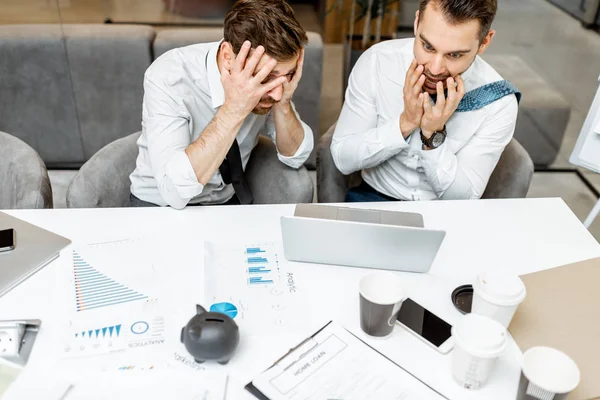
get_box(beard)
[251,97,277,115]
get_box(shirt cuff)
[419,141,453,167]
[379,115,410,151]
[277,120,314,169]
[164,151,205,199]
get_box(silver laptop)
[0,212,71,297]
[280,205,446,273]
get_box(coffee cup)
[472,271,526,328]
[517,346,580,400]
[451,313,507,390]
[359,271,405,338]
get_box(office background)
[0,0,599,240]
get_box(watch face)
[431,132,446,148]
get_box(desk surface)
[1,198,599,399]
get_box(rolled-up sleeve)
[263,101,314,169]
[143,77,204,209]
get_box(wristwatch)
[421,126,447,149]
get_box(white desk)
[1,198,599,399]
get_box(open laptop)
[0,212,71,297]
[280,204,446,273]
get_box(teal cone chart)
[210,302,238,319]
[75,324,122,339]
[72,250,148,312]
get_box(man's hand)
[276,47,304,108]
[421,75,466,140]
[400,59,426,137]
[220,41,288,117]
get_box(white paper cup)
[451,313,507,390]
[517,347,580,400]
[472,271,526,328]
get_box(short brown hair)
[419,0,497,42]
[223,0,308,61]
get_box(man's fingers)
[435,81,445,109]
[423,92,432,113]
[418,92,424,108]
[243,45,265,76]
[253,57,278,83]
[412,74,425,97]
[234,40,251,73]
[291,48,305,84]
[408,64,424,88]
[446,77,456,101]
[406,59,417,80]
[456,75,466,96]
[262,76,287,94]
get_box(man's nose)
[268,84,283,102]
[428,55,446,77]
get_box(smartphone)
[396,297,454,354]
[0,229,16,253]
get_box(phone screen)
[0,229,15,251]
[396,298,452,347]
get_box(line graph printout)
[62,238,166,358]
[204,242,303,335]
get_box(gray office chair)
[0,131,53,209]
[317,123,534,202]
[67,132,314,208]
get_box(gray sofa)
[0,24,323,169]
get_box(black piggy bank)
[180,304,240,364]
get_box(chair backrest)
[66,132,141,208]
[0,131,53,209]
[482,138,534,199]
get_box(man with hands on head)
[129,0,313,209]
[331,0,520,202]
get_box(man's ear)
[414,10,420,37]
[220,41,235,71]
[477,29,495,55]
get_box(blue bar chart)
[248,266,271,274]
[247,256,268,264]
[73,251,148,312]
[246,247,266,254]
[248,276,274,285]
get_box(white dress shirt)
[331,38,518,201]
[130,41,313,209]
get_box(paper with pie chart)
[204,241,302,335]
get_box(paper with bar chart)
[204,241,302,335]
[62,238,166,359]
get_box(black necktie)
[219,139,254,204]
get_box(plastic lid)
[523,347,581,394]
[474,271,526,306]
[452,314,507,358]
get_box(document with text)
[247,321,446,400]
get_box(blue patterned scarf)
[431,80,521,112]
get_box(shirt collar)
[206,40,225,109]
[460,56,477,87]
